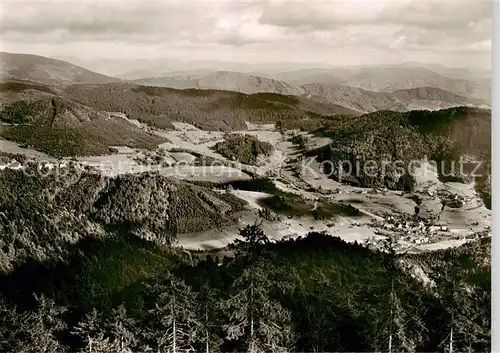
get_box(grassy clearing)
[186,177,278,194]
[258,191,360,220]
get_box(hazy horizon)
[1,0,492,73]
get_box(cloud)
[0,0,491,67]
[258,0,490,49]
[258,0,387,31]
[379,0,491,31]
[1,2,218,43]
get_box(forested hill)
[0,168,247,272]
[308,106,491,207]
[0,227,490,352]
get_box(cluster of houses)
[0,158,71,172]
[370,212,451,246]
[0,159,22,170]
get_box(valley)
[1,117,491,256]
[0,50,492,352]
[0,53,491,257]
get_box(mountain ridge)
[0,52,121,86]
[0,52,489,113]
[133,70,488,113]
[268,66,490,101]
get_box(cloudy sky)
[1,0,492,70]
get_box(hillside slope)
[302,83,486,113]
[391,87,489,110]
[0,80,357,157]
[0,52,121,86]
[309,107,491,204]
[62,83,357,130]
[0,169,246,271]
[0,96,166,157]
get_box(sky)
[0,0,492,70]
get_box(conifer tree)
[224,261,295,352]
[0,294,68,353]
[145,273,202,352]
[73,305,140,353]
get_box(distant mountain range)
[0,54,355,157]
[58,55,489,101]
[132,70,488,113]
[267,66,490,101]
[53,55,341,79]
[302,83,487,113]
[132,71,307,96]
[1,52,490,113]
[55,54,490,80]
